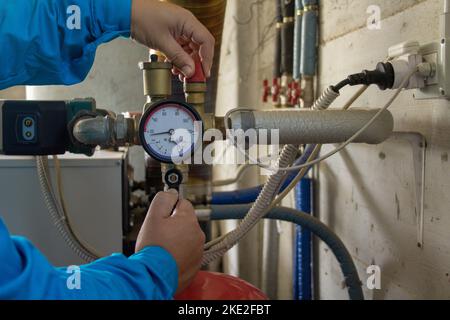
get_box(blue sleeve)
[0,0,132,90]
[0,218,179,300]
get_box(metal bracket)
[390,132,427,248]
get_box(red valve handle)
[272,78,281,103]
[263,79,270,102]
[186,54,206,83]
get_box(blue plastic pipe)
[294,178,312,300]
[300,0,318,77]
[209,205,364,300]
[293,0,303,80]
[210,145,316,205]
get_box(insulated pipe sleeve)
[293,0,304,80]
[300,0,318,76]
[209,205,364,300]
[281,0,296,75]
[228,109,394,145]
[274,0,283,78]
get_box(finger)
[177,36,190,46]
[172,68,180,76]
[159,35,195,78]
[148,190,179,219]
[183,25,215,78]
[172,199,195,218]
[179,13,215,78]
[198,44,214,78]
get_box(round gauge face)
[139,101,203,163]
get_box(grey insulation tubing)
[210,204,364,300]
[228,108,394,145]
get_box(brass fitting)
[302,76,315,109]
[139,54,172,108]
[184,81,214,129]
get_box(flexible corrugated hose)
[36,156,99,262]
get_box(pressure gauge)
[139,100,203,163]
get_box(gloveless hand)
[135,190,205,294]
[131,0,215,78]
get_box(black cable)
[332,79,351,92]
[333,62,396,92]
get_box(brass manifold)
[139,53,222,201]
[139,54,220,130]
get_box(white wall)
[218,0,450,300]
[316,0,450,300]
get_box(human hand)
[135,190,205,293]
[131,0,215,78]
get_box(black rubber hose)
[210,204,364,300]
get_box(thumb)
[148,190,179,220]
[160,36,195,78]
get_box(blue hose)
[210,145,317,205]
[293,0,303,80]
[300,0,318,77]
[294,178,312,300]
[209,204,364,300]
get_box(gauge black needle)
[149,129,174,136]
[149,129,194,136]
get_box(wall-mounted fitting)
[387,41,436,90]
[412,1,450,99]
[263,76,300,108]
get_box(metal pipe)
[72,114,138,147]
[228,108,394,145]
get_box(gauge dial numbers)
[139,101,203,164]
